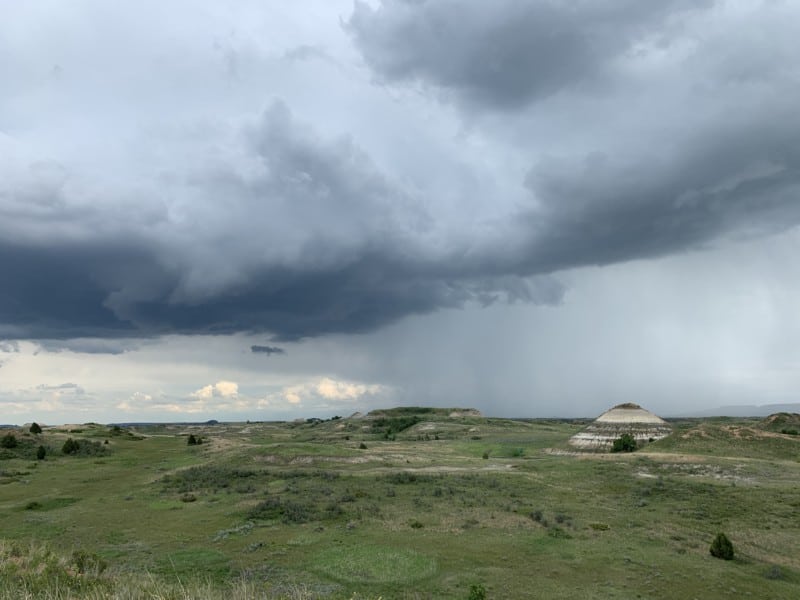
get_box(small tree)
[1,433,17,449]
[36,445,47,460]
[187,434,197,446]
[62,438,79,455]
[611,433,637,453]
[710,532,735,560]
[30,422,43,434]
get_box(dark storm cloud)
[347,0,702,109]
[0,101,561,342]
[251,345,286,355]
[348,0,800,273]
[517,115,800,273]
[4,1,800,346]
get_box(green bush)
[710,532,735,560]
[611,433,637,453]
[468,583,487,600]
[62,438,79,454]
[29,422,43,434]
[1,433,18,449]
[371,415,421,435]
[62,438,105,456]
[36,445,46,460]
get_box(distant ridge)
[366,407,482,418]
[685,403,800,417]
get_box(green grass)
[313,545,436,584]
[1,414,799,598]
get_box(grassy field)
[1,410,799,599]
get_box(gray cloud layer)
[350,0,800,270]
[348,0,705,109]
[2,0,800,344]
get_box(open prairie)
[1,409,799,599]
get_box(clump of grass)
[312,545,436,584]
[161,466,258,494]
[248,496,314,524]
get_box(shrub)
[468,583,487,600]
[611,433,637,453]
[187,434,197,446]
[248,497,312,523]
[1,434,18,449]
[62,438,79,454]
[61,438,105,456]
[482,451,490,460]
[359,442,367,449]
[710,532,735,560]
[36,446,46,460]
[765,565,785,580]
[29,422,42,434]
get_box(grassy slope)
[1,416,799,599]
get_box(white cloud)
[190,380,239,399]
[315,377,383,400]
[271,376,389,408]
[117,391,153,412]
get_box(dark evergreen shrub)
[1,434,17,449]
[710,532,734,560]
[29,422,42,434]
[36,445,46,460]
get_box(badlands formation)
[569,403,672,451]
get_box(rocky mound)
[569,404,672,451]
[759,412,800,434]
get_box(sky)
[2,0,800,424]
